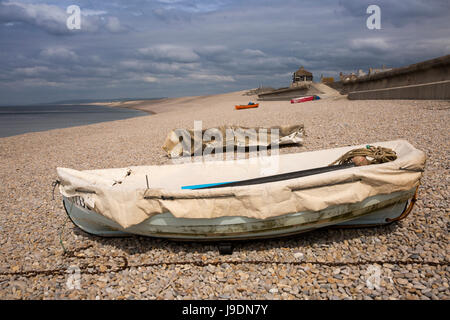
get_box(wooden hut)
[293,66,313,82]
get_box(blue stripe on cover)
[181,181,237,190]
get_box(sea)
[0,104,148,138]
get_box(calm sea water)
[0,104,148,138]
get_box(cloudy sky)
[0,0,449,105]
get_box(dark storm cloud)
[0,0,449,104]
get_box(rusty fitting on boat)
[352,156,370,166]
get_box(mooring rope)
[329,145,397,166]
[51,180,60,200]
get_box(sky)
[0,0,449,105]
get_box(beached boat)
[291,95,320,104]
[57,140,425,251]
[235,103,259,110]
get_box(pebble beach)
[0,89,448,300]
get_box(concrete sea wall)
[342,54,450,100]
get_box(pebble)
[105,287,115,294]
[269,288,279,294]
[293,252,304,260]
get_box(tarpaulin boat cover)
[57,140,425,229]
[162,124,305,158]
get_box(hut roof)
[294,66,312,76]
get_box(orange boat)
[235,103,259,110]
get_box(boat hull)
[63,187,416,241]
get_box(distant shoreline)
[82,99,168,115]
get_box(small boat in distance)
[235,102,259,110]
[291,95,320,103]
[57,140,425,251]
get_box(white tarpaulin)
[57,140,425,229]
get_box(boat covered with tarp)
[57,140,425,241]
[162,124,305,158]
